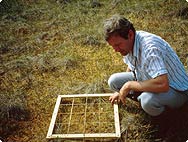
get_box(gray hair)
[103,14,135,41]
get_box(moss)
[0,0,188,141]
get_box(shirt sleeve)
[143,46,168,78]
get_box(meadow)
[0,0,188,141]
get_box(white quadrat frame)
[46,93,121,140]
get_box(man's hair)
[103,14,135,41]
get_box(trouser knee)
[138,92,165,116]
[108,74,120,91]
[108,72,134,92]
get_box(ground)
[0,0,188,142]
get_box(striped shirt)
[123,31,188,91]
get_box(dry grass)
[0,0,188,142]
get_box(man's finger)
[109,96,114,105]
[109,96,112,101]
[117,97,121,104]
[120,96,126,105]
[109,93,119,104]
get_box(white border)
[46,94,120,140]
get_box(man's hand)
[109,92,119,105]
[109,74,169,105]
[109,82,131,105]
[119,82,130,105]
[109,91,127,105]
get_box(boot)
[151,107,178,139]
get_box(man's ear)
[128,30,134,40]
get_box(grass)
[0,0,188,141]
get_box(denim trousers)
[108,72,188,116]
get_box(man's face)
[107,31,134,56]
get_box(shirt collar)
[132,31,140,58]
[123,31,141,65]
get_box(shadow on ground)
[119,100,188,142]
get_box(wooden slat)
[67,97,74,133]
[46,95,62,138]
[83,96,88,133]
[114,103,121,138]
[48,133,117,139]
[59,93,113,98]
[47,93,121,140]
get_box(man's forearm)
[121,74,169,95]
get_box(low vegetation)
[0,0,188,141]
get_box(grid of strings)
[53,96,115,134]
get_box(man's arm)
[122,74,169,93]
[110,74,169,105]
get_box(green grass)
[0,0,188,141]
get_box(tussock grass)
[0,0,188,141]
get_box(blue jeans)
[108,72,188,116]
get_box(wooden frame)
[46,94,120,141]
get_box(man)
[104,14,188,117]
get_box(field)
[0,0,188,142]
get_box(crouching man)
[104,15,188,118]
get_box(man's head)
[104,14,135,56]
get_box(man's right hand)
[109,92,120,105]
